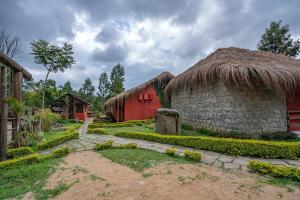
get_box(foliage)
[259,132,298,140]
[98,148,192,172]
[34,108,61,132]
[87,127,107,135]
[31,39,75,107]
[109,63,125,97]
[183,150,202,162]
[78,78,95,103]
[115,132,300,159]
[98,72,111,99]
[94,141,114,150]
[117,143,138,149]
[257,20,300,57]
[61,80,73,94]
[8,97,24,113]
[153,81,171,108]
[88,122,135,129]
[51,147,71,158]
[24,131,43,146]
[0,154,39,169]
[7,147,34,159]
[248,160,300,182]
[165,148,176,156]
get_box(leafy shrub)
[184,150,202,162]
[37,131,79,150]
[58,119,84,124]
[87,128,107,135]
[182,124,193,130]
[94,141,114,150]
[24,131,43,146]
[115,132,300,159]
[118,143,138,149]
[196,128,252,139]
[0,154,39,169]
[88,122,134,129]
[7,147,34,159]
[259,131,298,140]
[34,109,61,132]
[248,160,300,181]
[165,148,176,156]
[51,147,71,158]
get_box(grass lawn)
[0,158,68,200]
[98,148,193,172]
[42,123,81,141]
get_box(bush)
[165,148,176,156]
[196,128,253,139]
[24,131,43,146]
[184,150,202,162]
[51,147,71,158]
[259,131,298,140]
[34,109,61,132]
[248,160,300,181]
[88,122,134,129]
[115,132,300,159]
[7,147,35,159]
[37,131,79,150]
[0,154,39,169]
[94,141,114,150]
[87,128,107,135]
[118,143,138,149]
[182,124,193,130]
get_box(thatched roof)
[0,52,32,80]
[104,71,174,111]
[165,47,300,97]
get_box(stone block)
[155,108,181,135]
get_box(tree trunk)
[0,66,8,161]
[42,70,50,108]
[12,71,22,145]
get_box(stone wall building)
[165,47,300,134]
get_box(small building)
[104,72,174,122]
[165,47,300,135]
[0,52,32,160]
[52,93,89,121]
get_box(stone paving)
[40,118,300,171]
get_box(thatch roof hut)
[165,47,300,135]
[104,72,174,122]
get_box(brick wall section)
[171,81,287,134]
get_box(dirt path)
[44,151,300,200]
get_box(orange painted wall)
[74,112,88,121]
[124,85,161,121]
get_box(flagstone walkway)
[40,118,300,171]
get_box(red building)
[104,72,174,122]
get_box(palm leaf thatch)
[165,47,300,97]
[104,71,174,111]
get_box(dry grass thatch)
[0,52,32,80]
[103,71,174,111]
[165,47,300,97]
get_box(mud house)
[165,47,300,134]
[104,72,174,122]
[52,93,89,121]
[0,52,32,160]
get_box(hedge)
[184,150,202,162]
[37,131,79,150]
[248,160,300,182]
[87,128,107,135]
[115,132,300,159]
[88,119,154,129]
[7,147,35,159]
[0,154,40,169]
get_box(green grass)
[0,157,64,200]
[105,126,154,135]
[98,148,193,172]
[257,177,300,189]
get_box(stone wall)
[171,81,287,134]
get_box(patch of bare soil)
[45,151,300,200]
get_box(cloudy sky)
[1,0,299,90]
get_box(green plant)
[24,131,43,146]
[7,147,34,159]
[118,143,138,149]
[34,108,61,132]
[94,141,114,150]
[182,124,193,130]
[0,154,39,169]
[259,132,298,140]
[51,147,71,158]
[183,150,202,162]
[248,160,300,182]
[165,148,176,156]
[37,131,79,150]
[115,132,300,159]
[87,128,107,135]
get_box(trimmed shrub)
[88,122,134,129]
[184,150,202,162]
[115,132,300,159]
[182,124,193,130]
[118,143,138,149]
[94,141,114,150]
[0,154,39,169]
[87,128,107,135]
[248,160,300,181]
[165,148,176,156]
[7,147,35,159]
[51,147,71,158]
[259,132,298,140]
[37,131,79,150]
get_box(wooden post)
[12,71,22,141]
[0,66,8,161]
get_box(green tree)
[31,39,75,108]
[79,78,95,103]
[110,63,125,96]
[61,81,73,94]
[98,72,111,99]
[257,20,300,57]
